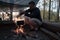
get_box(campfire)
[13,25,25,34]
[13,17,26,34]
[12,17,39,39]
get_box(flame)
[13,25,24,34]
[18,25,24,33]
[13,27,19,34]
[15,28,19,34]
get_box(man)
[19,1,42,30]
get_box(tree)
[43,0,48,20]
[48,0,51,21]
[9,0,14,21]
[57,0,60,21]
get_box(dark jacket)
[25,7,42,21]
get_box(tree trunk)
[43,0,45,20]
[57,0,59,21]
[49,0,51,21]
[9,0,14,21]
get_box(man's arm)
[17,9,30,17]
[20,9,30,16]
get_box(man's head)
[28,1,36,9]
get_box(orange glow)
[19,26,24,33]
[12,17,24,34]
[13,25,24,34]
[13,27,19,34]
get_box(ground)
[0,21,60,40]
[0,30,50,40]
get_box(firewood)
[40,28,59,40]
